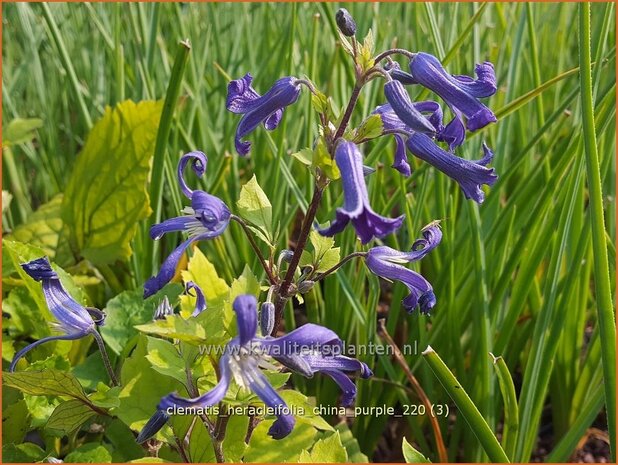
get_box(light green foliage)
[180,247,230,312]
[353,114,384,143]
[402,437,431,463]
[64,443,112,463]
[3,118,43,146]
[46,399,96,434]
[61,100,163,265]
[298,431,348,462]
[237,175,274,244]
[300,230,341,273]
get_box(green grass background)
[2,2,616,462]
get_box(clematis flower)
[136,410,170,444]
[152,295,371,441]
[396,52,497,133]
[10,257,105,371]
[318,141,404,243]
[406,133,497,203]
[383,80,437,136]
[365,223,442,314]
[227,74,302,156]
[145,152,230,298]
[185,281,207,317]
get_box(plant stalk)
[92,330,119,386]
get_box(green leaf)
[2,443,46,463]
[180,247,230,313]
[3,369,88,402]
[299,431,348,463]
[7,194,64,258]
[100,284,182,355]
[335,423,368,463]
[358,29,375,71]
[300,231,341,273]
[353,114,383,142]
[64,443,112,463]
[136,314,207,344]
[244,420,317,463]
[89,382,121,409]
[223,414,250,462]
[61,100,163,265]
[118,336,183,433]
[280,390,334,432]
[237,174,273,241]
[2,399,30,444]
[313,139,340,180]
[3,118,43,145]
[189,419,216,463]
[292,148,314,167]
[145,336,186,383]
[402,437,431,463]
[46,399,96,434]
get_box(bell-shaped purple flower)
[406,134,497,203]
[10,257,105,371]
[318,141,404,244]
[145,152,230,298]
[227,74,302,156]
[156,295,371,440]
[383,80,437,136]
[365,223,442,314]
[406,52,497,132]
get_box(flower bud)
[260,302,275,336]
[298,280,316,294]
[336,8,356,37]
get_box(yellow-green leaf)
[3,118,43,145]
[46,399,96,434]
[237,175,273,242]
[61,100,163,265]
[3,369,88,401]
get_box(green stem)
[423,346,509,463]
[147,39,191,277]
[490,354,519,460]
[578,4,616,459]
[41,3,92,130]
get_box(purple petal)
[136,410,170,443]
[384,80,436,135]
[232,295,258,346]
[150,216,195,241]
[453,62,497,98]
[408,53,497,132]
[318,141,403,243]
[144,237,196,298]
[261,323,342,356]
[437,108,466,150]
[406,133,498,203]
[177,151,207,199]
[233,77,301,156]
[392,134,411,177]
[226,73,260,114]
[260,302,275,336]
[384,61,417,85]
[159,353,232,411]
[320,369,358,407]
[185,282,207,317]
[191,191,231,230]
[21,257,94,333]
[10,331,90,372]
[264,109,283,130]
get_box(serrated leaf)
[3,369,88,401]
[3,118,43,145]
[7,194,64,258]
[354,114,384,142]
[46,399,96,434]
[402,437,431,463]
[145,336,186,383]
[64,443,112,463]
[61,100,163,265]
[244,420,317,463]
[100,284,182,355]
[298,431,348,462]
[237,175,273,242]
[135,314,207,344]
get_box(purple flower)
[384,80,437,136]
[365,223,442,314]
[136,410,170,444]
[10,257,105,372]
[185,281,207,317]
[145,152,230,298]
[227,74,302,156]
[400,53,497,132]
[406,134,497,203]
[157,295,371,440]
[318,141,404,244]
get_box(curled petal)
[261,323,343,357]
[185,282,207,317]
[136,410,170,443]
[232,295,258,346]
[232,77,301,156]
[320,369,358,407]
[406,133,497,203]
[408,53,497,131]
[150,216,195,241]
[191,191,231,230]
[303,354,373,378]
[392,134,411,177]
[10,332,91,372]
[177,151,208,199]
[226,73,260,113]
[384,81,436,135]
